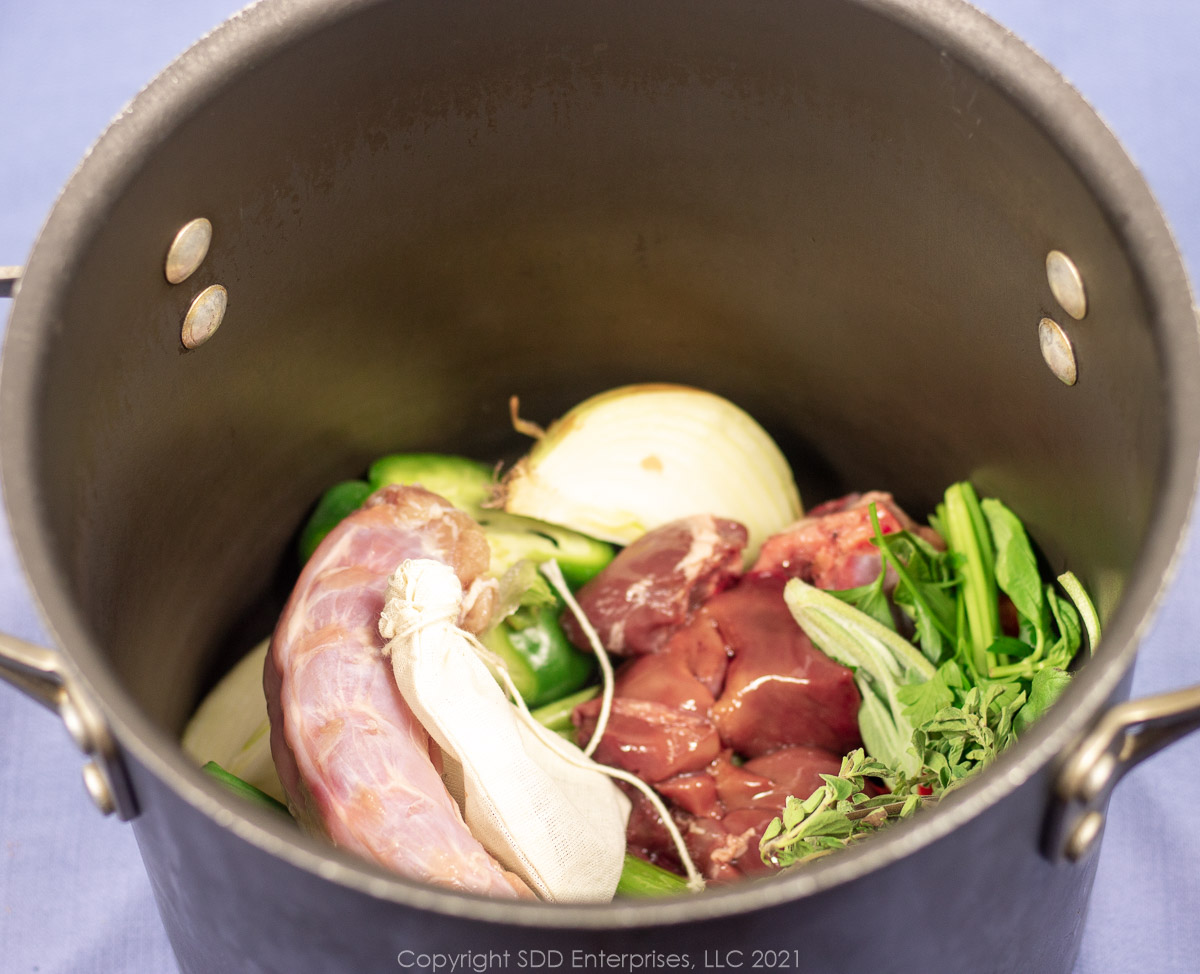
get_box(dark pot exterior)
[126,705,1115,974]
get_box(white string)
[537,560,704,893]
[380,558,706,894]
[538,560,615,759]
[482,638,705,893]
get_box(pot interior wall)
[26,0,1163,730]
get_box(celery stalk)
[940,482,998,677]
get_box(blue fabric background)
[1,1,1198,971]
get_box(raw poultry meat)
[264,484,531,898]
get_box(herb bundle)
[761,482,1099,868]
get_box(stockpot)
[2,0,1200,972]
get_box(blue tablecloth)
[2,1,1198,971]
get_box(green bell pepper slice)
[298,479,374,562]
[482,600,596,709]
[368,452,615,585]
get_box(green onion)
[182,639,288,805]
[615,854,691,897]
[202,761,290,816]
[529,685,600,733]
[1057,571,1101,653]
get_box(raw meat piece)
[573,630,729,782]
[606,641,723,714]
[708,574,863,757]
[265,484,530,899]
[741,745,846,801]
[562,515,746,655]
[573,495,935,883]
[752,491,941,590]
[623,745,843,881]
[654,771,719,817]
[574,697,722,783]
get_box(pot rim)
[3,0,1198,929]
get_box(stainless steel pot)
[2,1,1200,972]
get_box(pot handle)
[1047,683,1200,861]
[0,265,21,298]
[0,631,139,820]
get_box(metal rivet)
[182,284,227,349]
[1046,250,1087,320]
[165,218,213,285]
[1039,316,1077,386]
[58,695,95,754]
[1080,751,1117,803]
[1064,809,1104,862]
[81,760,116,816]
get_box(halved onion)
[499,384,802,559]
[182,639,285,803]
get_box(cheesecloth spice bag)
[379,559,631,902]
